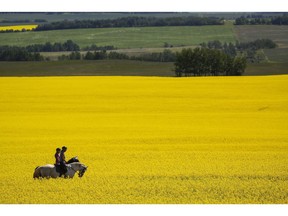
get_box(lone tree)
[174,48,246,77]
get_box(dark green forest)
[174,48,247,77]
[235,14,288,25]
[34,16,224,31]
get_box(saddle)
[55,164,69,176]
[55,164,62,173]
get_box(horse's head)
[78,165,88,178]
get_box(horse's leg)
[64,169,69,178]
[50,168,59,178]
[66,168,75,178]
[39,168,45,178]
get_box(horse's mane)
[67,156,80,164]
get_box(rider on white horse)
[59,146,68,176]
[54,148,61,165]
[33,161,88,179]
[33,146,88,179]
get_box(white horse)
[33,162,88,179]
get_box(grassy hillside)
[0,25,236,49]
[0,75,287,203]
[234,25,288,64]
[234,25,288,48]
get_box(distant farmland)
[0,60,175,77]
[234,25,288,48]
[0,25,236,49]
[234,25,288,66]
[1,60,287,77]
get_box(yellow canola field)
[0,75,287,204]
[0,25,37,31]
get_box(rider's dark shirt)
[55,153,60,165]
[60,151,66,164]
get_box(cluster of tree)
[235,39,277,50]
[57,49,176,62]
[200,40,237,57]
[130,50,176,62]
[34,19,47,23]
[34,16,223,31]
[24,40,115,52]
[58,51,130,61]
[0,19,30,23]
[82,44,115,51]
[201,39,276,52]
[200,39,276,63]
[58,51,82,60]
[0,46,43,61]
[26,40,80,52]
[164,42,174,48]
[83,50,108,60]
[174,48,246,77]
[235,14,288,25]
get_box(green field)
[245,62,288,76]
[234,25,288,48]
[264,48,288,63]
[0,60,287,77]
[0,19,288,76]
[0,25,236,49]
[0,60,175,77]
[233,25,288,68]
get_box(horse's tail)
[33,166,41,179]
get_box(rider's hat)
[56,148,61,151]
[62,146,67,150]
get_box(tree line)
[58,49,176,62]
[0,38,275,71]
[26,40,80,52]
[174,48,247,77]
[0,19,47,23]
[235,14,288,25]
[58,51,128,60]
[0,46,43,61]
[82,44,115,51]
[0,41,176,62]
[200,39,276,52]
[200,39,276,63]
[2,40,115,52]
[34,16,224,31]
